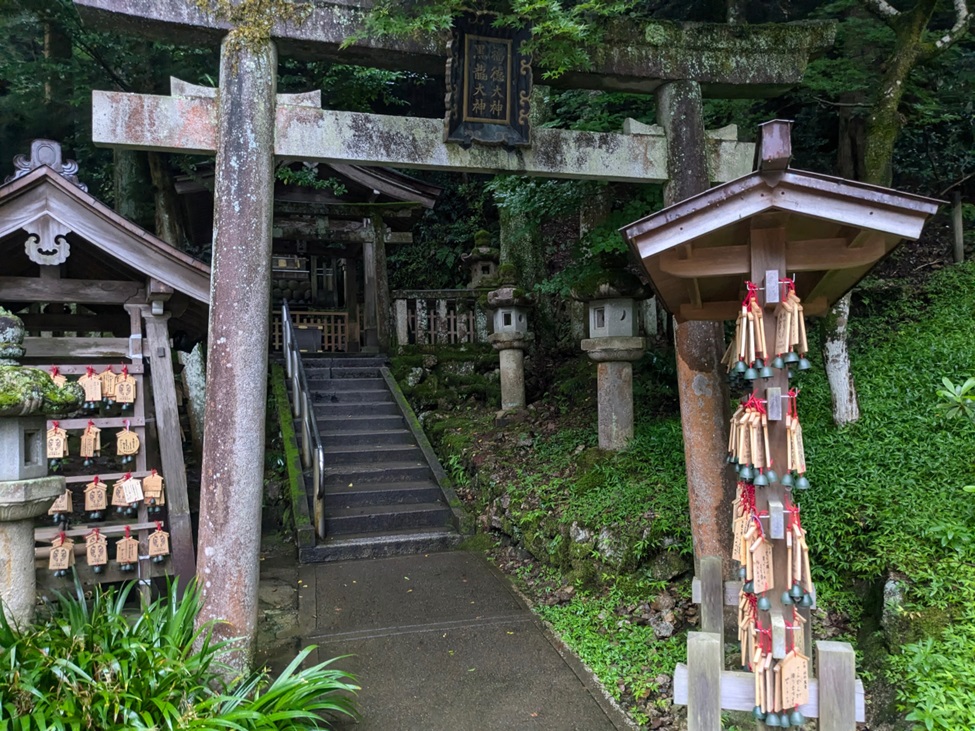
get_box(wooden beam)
[0,277,145,304]
[142,311,196,586]
[19,313,130,333]
[657,238,886,279]
[22,336,131,359]
[678,296,828,322]
[674,664,866,721]
[687,633,721,731]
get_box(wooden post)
[141,310,196,586]
[687,631,722,731]
[699,555,724,642]
[817,641,857,731]
[952,190,965,264]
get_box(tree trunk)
[147,152,188,250]
[822,0,937,426]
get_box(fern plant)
[0,579,358,730]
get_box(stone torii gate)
[75,0,832,664]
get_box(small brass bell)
[781,591,794,605]
[93,565,104,574]
[739,567,747,579]
[790,709,806,726]
[743,581,754,594]
[735,359,747,373]
[781,714,794,728]
[754,469,769,487]
[766,467,779,484]
[790,583,803,599]
[795,474,811,490]
[784,350,800,365]
[744,366,759,380]
[798,356,811,370]
[781,472,795,488]
[800,593,814,608]
[772,354,785,369]
[752,706,766,721]
[757,595,771,611]
[765,711,782,727]
[761,364,775,378]
[739,464,755,481]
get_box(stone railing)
[392,290,489,346]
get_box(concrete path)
[298,551,633,731]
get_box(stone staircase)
[296,355,464,562]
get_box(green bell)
[765,711,782,727]
[790,583,804,599]
[739,566,747,579]
[800,593,814,608]
[781,713,794,728]
[789,709,806,726]
[752,706,766,721]
[780,472,795,488]
[766,467,779,484]
[757,595,771,611]
[735,359,747,373]
[743,581,754,594]
[739,464,755,481]
[781,591,794,605]
[744,366,759,380]
[772,354,785,369]
[784,350,800,364]
[754,469,769,487]
[795,474,811,490]
[798,356,811,371]
[761,364,774,378]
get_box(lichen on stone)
[0,366,83,418]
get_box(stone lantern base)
[581,336,646,451]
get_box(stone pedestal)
[0,475,63,626]
[489,331,532,415]
[581,336,646,451]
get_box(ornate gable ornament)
[4,140,87,266]
[5,139,87,192]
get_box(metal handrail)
[281,300,326,539]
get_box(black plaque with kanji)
[445,15,532,148]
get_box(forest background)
[2,1,975,729]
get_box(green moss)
[0,366,82,417]
[473,229,492,248]
[497,263,519,284]
[270,365,304,511]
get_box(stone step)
[324,502,452,535]
[314,401,401,417]
[299,528,463,563]
[303,366,382,379]
[320,429,413,448]
[313,389,392,404]
[323,444,424,465]
[317,414,406,433]
[322,481,444,508]
[323,462,432,486]
[307,377,386,392]
[301,356,387,368]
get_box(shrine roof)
[0,164,211,306]
[620,125,942,322]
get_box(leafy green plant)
[936,376,975,424]
[0,579,358,730]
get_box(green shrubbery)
[0,580,357,730]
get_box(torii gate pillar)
[196,35,277,666]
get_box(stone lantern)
[486,283,532,419]
[0,308,81,626]
[462,230,500,290]
[578,272,647,451]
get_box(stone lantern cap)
[486,286,532,309]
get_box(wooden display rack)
[621,121,941,730]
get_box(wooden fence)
[271,309,349,352]
[392,290,488,346]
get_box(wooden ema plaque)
[86,531,108,568]
[116,534,139,566]
[114,371,136,404]
[46,425,68,459]
[98,367,117,401]
[78,370,102,402]
[85,479,107,511]
[116,428,140,456]
[143,470,165,510]
[49,535,75,574]
[48,489,72,516]
[148,526,170,559]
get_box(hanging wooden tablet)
[85,477,107,520]
[80,421,101,467]
[49,533,75,577]
[116,423,140,465]
[99,366,117,405]
[47,489,72,524]
[116,526,139,572]
[78,366,102,411]
[781,649,809,708]
[115,366,136,411]
[143,469,165,514]
[122,475,144,505]
[46,423,67,460]
[85,529,108,573]
[111,476,131,515]
[751,537,774,594]
[148,523,170,563]
[49,366,67,388]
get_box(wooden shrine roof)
[0,160,211,339]
[620,123,942,322]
